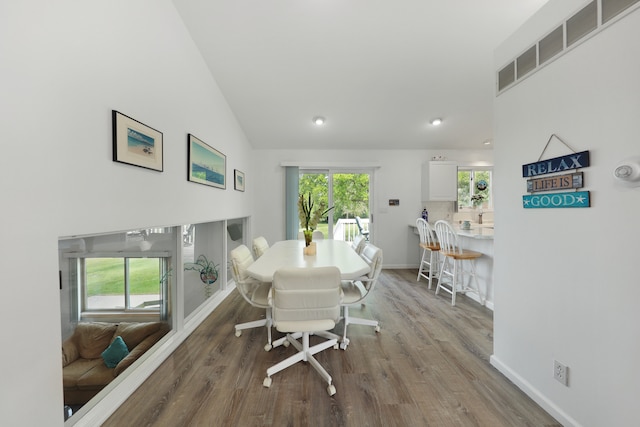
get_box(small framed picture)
[234,169,245,192]
[187,134,226,189]
[112,111,163,171]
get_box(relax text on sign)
[522,151,590,178]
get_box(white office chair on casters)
[351,234,367,255]
[252,236,269,258]
[416,218,440,289]
[434,220,484,306]
[340,243,383,350]
[229,245,273,351]
[263,266,343,396]
[355,216,370,241]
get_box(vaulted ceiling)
[173,0,548,150]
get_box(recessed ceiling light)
[430,118,442,126]
[312,116,325,125]
[483,140,492,145]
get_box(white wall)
[0,1,252,425]
[251,149,492,268]
[492,2,640,426]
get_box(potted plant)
[298,193,334,246]
[184,255,219,297]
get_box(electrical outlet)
[554,360,569,386]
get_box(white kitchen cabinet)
[422,161,458,201]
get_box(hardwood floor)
[104,269,560,427]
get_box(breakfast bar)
[411,222,494,310]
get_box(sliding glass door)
[299,170,371,242]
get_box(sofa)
[62,321,169,405]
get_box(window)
[80,255,169,313]
[457,168,492,211]
[298,170,371,241]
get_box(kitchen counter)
[454,223,494,240]
[409,222,494,239]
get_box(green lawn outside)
[86,258,160,296]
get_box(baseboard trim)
[489,355,581,427]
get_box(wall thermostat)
[613,156,640,187]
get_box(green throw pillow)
[101,336,129,368]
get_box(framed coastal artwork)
[187,134,226,189]
[234,169,245,192]
[112,110,163,171]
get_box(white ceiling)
[173,0,548,150]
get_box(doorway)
[299,170,372,242]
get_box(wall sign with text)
[522,149,590,209]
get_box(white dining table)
[246,239,370,282]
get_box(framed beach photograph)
[112,110,163,171]
[234,169,245,192]
[188,134,226,189]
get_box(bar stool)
[434,220,483,306]
[415,218,440,289]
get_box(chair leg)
[462,259,484,305]
[451,260,458,306]
[340,305,380,350]
[417,248,426,281]
[418,248,437,289]
[427,251,438,289]
[234,307,273,351]
[341,306,351,349]
[264,331,338,396]
[435,257,447,296]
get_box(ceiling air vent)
[539,25,564,65]
[496,0,640,95]
[603,0,640,23]
[498,62,515,91]
[567,1,598,46]
[517,46,537,79]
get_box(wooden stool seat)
[419,242,440,251]
[439,249,481,260]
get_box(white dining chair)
[230,245,273,351]
[252,236,269,258]
[339,243,383,349]
[351,234,366,255]
[263,266,343,396]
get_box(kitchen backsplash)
[422,201,494,224]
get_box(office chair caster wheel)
[235,330,242,337]
[263,377,272,388]
[264,343,272,351]
[327,384,336,396]
[333,343,339,350]
[283,340,290,347]
[339,338,350,350]
[374,325,381,333]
